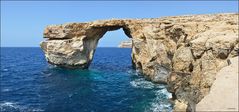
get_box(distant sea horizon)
[0,46,129,48]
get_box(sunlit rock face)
[40,13,238,111]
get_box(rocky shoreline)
[40,13,238,111]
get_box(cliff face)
[40,13,238,111]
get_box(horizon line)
[0,46,131,48]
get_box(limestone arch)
[41,22,134,69]
[82,25,133,68]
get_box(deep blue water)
[0,47,172,112]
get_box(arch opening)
[90,28,133,69]
[97,28,131,48]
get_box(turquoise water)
[0,47,172,112]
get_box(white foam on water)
[130,77,173,111]
[130,78,155,89]
[0,102,16,108]
[0,102,20,112]
[155,88,172,99]
[0,101,44,112]
[147,89,173,112]
[150,102,172,112]
[127,70,140,76]
[130,76,166,89]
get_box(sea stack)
[118,39,132,48]
[40,13,239,111]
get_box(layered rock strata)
[40,13,238,111]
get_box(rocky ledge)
[40,13,238,111]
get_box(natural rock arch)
[41,20,133,69]
[40,13,238,111]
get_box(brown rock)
[40,13,239,111]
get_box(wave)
[130,78,155,89]
[148,89,173,112]
[130,77,166,90]
[0,102,44,112]
[130,76,173,112]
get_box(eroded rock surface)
[196,57,238,111]
[40,13,238,111]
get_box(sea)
[0,47,172,112]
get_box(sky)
[1,1,238,47]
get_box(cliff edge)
[196,57,238,111]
